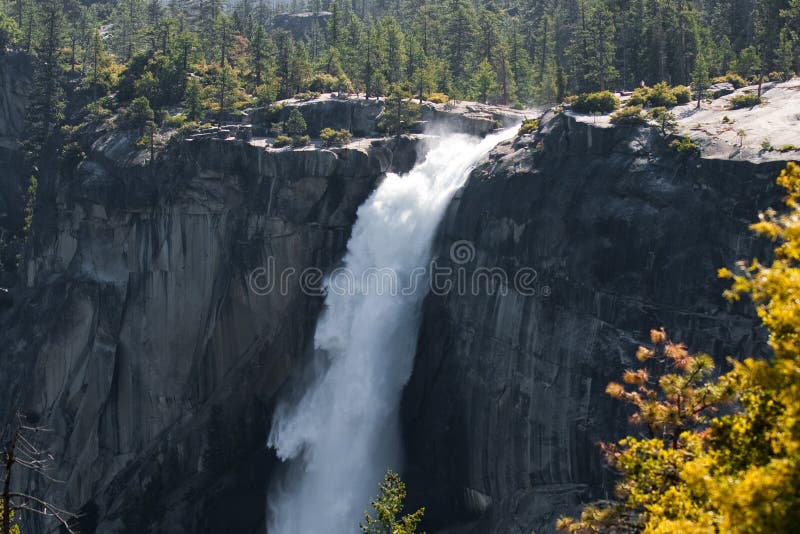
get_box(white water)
[267,127,516,533]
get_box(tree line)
[0,0,797,129]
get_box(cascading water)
[267,127,517,533]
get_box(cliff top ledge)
[566,78,800,162]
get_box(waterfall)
[267,127,517,533]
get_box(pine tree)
[585,2,618,90]
[183,76,203,120]
[380,84,419,135]
[285,107,307,138]
[691,51,710,108]
[469,58,497,103]
[274,29,294,98]
[445,0,477,92]
[360,470,424,534]
[249,25,275,88]
[26,0,65,156]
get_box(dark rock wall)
[401,112,788,533]
[0,134,419,533]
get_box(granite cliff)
[402,106,793,533]
[0,62,798,534]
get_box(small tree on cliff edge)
[285,107,307,140]
[361,470,424,534]
[691,52,709,109]
[379,85,419,136]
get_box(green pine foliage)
[570,91,619,114]
[670,135,699,155]
[729,92,763,109]
[285,107,307,137]
[320,127,352,145]
[559,163,800,534]
[361,470,425,534]
[610,105,646,125]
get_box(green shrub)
[648,107,677,134]
[761,139,773,151]
[83,100,113,122]
[626,87,650,107]
[610,105,646,125]
[672,85,691,104]
[254,82,279,106]
[767,71,792,82]
[320,127,352,145]
[517,118,539,135]
[292,134,310,147]
[164,113,187,128]
[59,141,85,170]
[177,121,201,135]
[309,73,338,92]
[724,72,747,88]
[427,92,450,104]
[722,115,732,123]
[778,145,799,152]
[120,96,154,130]
[571,91,619,113]
[647,82,677,107]
[729,93,762,109]
[293,91,321,101]
[511,101,525,110]
[670,136,699,155]
[273,135,292,147]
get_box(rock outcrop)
[401,111,792,533]
[262,94,532,138]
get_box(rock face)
[0,130,421,533]
[263,94,532,138]
[401,111,789,533]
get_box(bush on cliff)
[427,92,450,104]
[517,118,539,135]
[320,128,352,146]
[672,85,691,104]
[670,135,699,155]
[292,134,310,147]
[729,93,762,109]
[610,105,646,125]
[646,81,677,107]
[558,163,800,534]
[273,135,292,148]
[570,91,619,114]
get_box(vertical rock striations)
[0,132,418,533]
[402,111,789,533]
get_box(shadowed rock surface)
[401,111,789,533]
[0,126,422,533]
